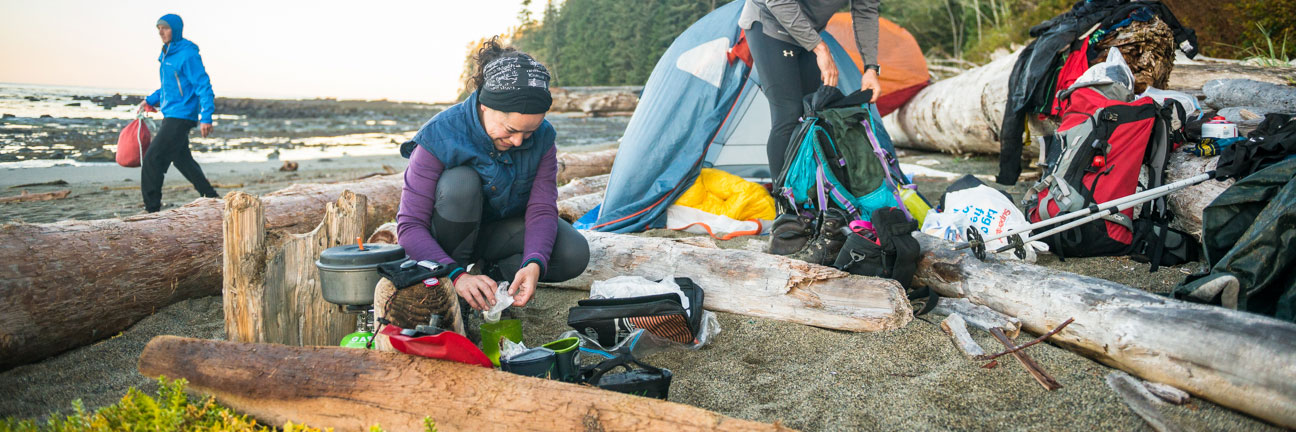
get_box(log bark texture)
[556,149,617,185]
[223,191,366,346]
[913,234,1296,428]
[137,336,789,432]
[549,86,642,115]
[0,174,403,370]
[545,231,912,332]
[0,189,71,203]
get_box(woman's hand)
[453,274,498,311]
[509,262,541,307]
[200,123,214,137]
[139,101,156,113]
[861,69,881,103]
[813,42,838,88]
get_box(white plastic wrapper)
[923,186,1048,262]
[1071,47,1135,94]
[499,338,528,361]
[587,275,721,349]
[483,281,514,323]
[1140,87,1202,118]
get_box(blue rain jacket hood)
[145,14,216,123]
[400,91,556,221]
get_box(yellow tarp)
[674,168,775,221]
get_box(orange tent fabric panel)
[826,14,929,115]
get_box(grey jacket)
[739,0,880,66]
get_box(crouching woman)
[396,39,589,312]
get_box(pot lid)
[318,243,406,266]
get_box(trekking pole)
[989,179,1190,255]
[952,172,1213,252]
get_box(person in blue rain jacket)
[138,13,219,212]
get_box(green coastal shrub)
[0,378,436,432]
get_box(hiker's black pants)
[747,21,824,178]
[429,166,589,282]
[141,118,217,212]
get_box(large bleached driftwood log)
[223,191,366,346]
[545,231,912,332]
[912,234,1296,428]
[556,149,617,184]
[556,173,609,201]
[1163,152,1232,238]
[137,336,788,432]
[885,50,1018,155]
[0,174,403,370]
[549,86,642,115]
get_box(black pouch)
[833,207,920,289]
[580,353,673,400]
[566,277,704,347]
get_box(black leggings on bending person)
[746,21,824,178]
[428,166,589,282]
[141,118,218,212]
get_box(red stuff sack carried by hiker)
[116,106,156,167]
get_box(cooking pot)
[316,242,406,306]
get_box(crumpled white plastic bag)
[483,281,514,323]
[923,185,1048,262]
[1072,47,1135,94]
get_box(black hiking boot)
[769,212,815,255]
[790,209,851,265]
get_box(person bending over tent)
[138,14,219,213]
[396,38,590,312]
[738,0,883,246]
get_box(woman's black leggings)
[141,118,218,212]
[746,22,824,177]
[427,166,589,282]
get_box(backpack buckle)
[1102,111,1119,122]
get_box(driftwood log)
[556,149,617,185]
[1106,371,1183,432]
[932,297,1021,338]
[549,86,642,115]
[885,50,1018,155]
[544,231,912,332]
[0,174,403,370]
[913,234,1296,428]
[556,174,609,201]
[940,314,987,359]
[137,336,789,432]
[0,189,71,204]
[1163,152,1232,238]
[222,191,366,346]
[557,192,604,222]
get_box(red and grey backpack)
[1023,80,1198,270]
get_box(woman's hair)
[466,36,518,93]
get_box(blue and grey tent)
[586,1,914,233]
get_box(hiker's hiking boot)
[790,209,851,265]
[769,213,815,255]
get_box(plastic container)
[1201,116,1238,139]
[542,337,581,382]
[500,347,557,379]
[900,185,932,227]
[479,319,523,367]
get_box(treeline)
[456,0,1290,95]
[514,0,723,86]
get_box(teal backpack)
[773,87,911,222]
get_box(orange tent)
[825,14,930,115]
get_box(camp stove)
[316,240,407,348]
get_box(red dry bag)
[116,107,155,167]
[379,325,494,368]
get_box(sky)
[0,0,545,103]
